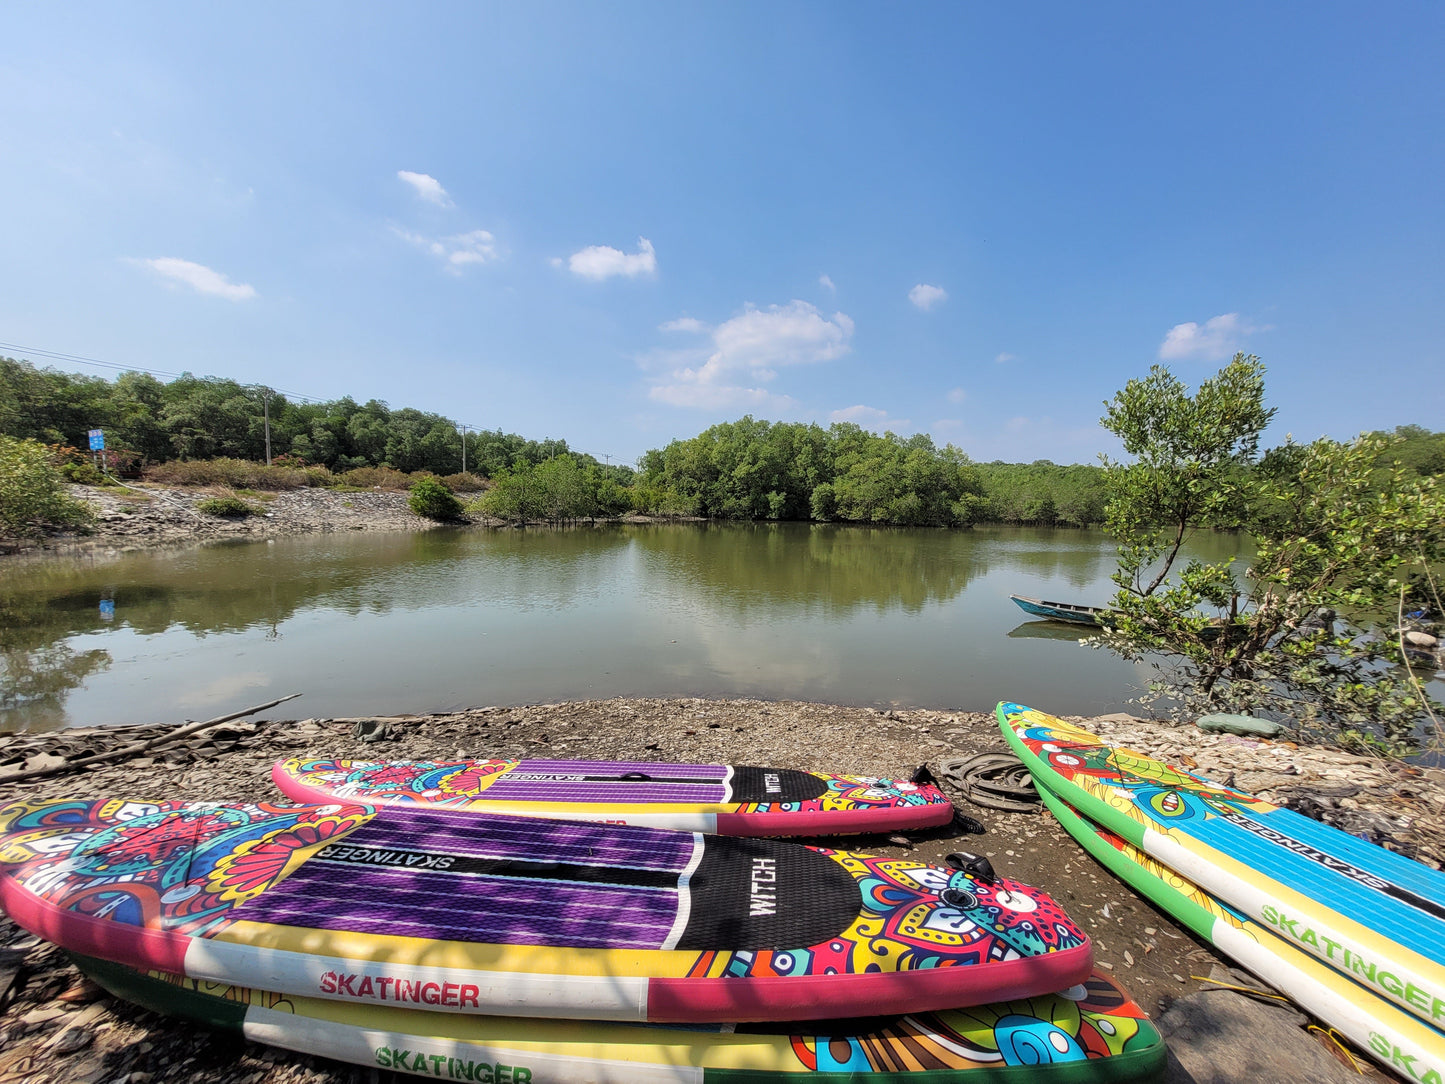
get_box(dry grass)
[144,458,332,490]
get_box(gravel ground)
[3,696,1436,1083]
[50,484,445,549]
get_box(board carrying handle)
[945,851,999,884]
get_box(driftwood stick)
[0,693,303,785]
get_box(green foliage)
[0,356,607,481]
[1101,354,1276,596]
[1097,359,1443,751]
[196,496,262,517]
[639,418,985,526]
[60,460,107,486]
[473,455,630,522]
[0,437,93,539]
[408,476,464,521]
[1366,424,1445,479]
[972,461,1107,526]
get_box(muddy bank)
[13,485,682,555]
[51,483,451,550]
[3,696,1431,1083]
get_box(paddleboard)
[1035,780,1445,1084]
[999,702,1445,1034]
[0,798,1092,1023]
[78,953,1167,1083]
[274,757,954,836]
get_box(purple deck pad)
[234,808,698,948]
[482,781,728,803]
[513,760,728,777]
[482,759,729,804]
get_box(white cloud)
[567,237,657,280]
[831,404,889,424]
[946,387,967,404]
[646,299,854,410]
[398,170,452,207]
[649,383,798,412]
[137,257,257,301]
[660,316,708,333]
[994,352,1016,364]
[819,274,836,292]
[829,405,912,431]
[394,227,499,273]
[443,230,498,267]
[909,283,947,310]
[1158,312,1260,361]
[707,301,853,375]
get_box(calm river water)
[4,524,1257,732]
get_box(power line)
[0,340,329,405]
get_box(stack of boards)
[78,953,1164,1083]
[999,701,1445,1084]
[0,781,1169,1082]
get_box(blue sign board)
[88,429,105,451]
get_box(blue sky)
[2,3,1441,466]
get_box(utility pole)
[258,387,275,466]
[460,424,467,475]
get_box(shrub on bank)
[145,458,331,490]
[0,436,94,538]
[60,460,108,486]
[335,465,414,490]
[197,495,262,517]
[408,476,464,520]
[441,472,487,493]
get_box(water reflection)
[629,523,985,615]
[0,525,1258,732]
[1006,621,1097,643]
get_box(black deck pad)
[676,835,861,950]
[729,766,830,803]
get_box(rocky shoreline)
[46,484,456,550]
[2,695,1438,1082]
[8,484,680,555]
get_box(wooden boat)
[1008,595,1235,643]
[1008,594,1114,626]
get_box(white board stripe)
[720,765,736,805]
[660,833,707,951]
[1140,824,1445,1027]
[184,939,650,1020]
[242,1006,706,1084]
[1212,922,1445,1084]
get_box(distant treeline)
[4,356,1442,527]
[0,356,626,482]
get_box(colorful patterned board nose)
[273,756,955,836]
[0,798,1091,1023]
[78,954,1168,1083]
[999,701,1445,1034]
